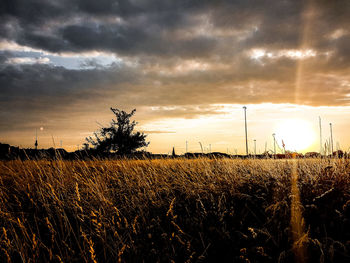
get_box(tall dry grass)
[0,158,349,262]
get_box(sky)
[0,0,350,154]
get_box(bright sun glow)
[275,119,316,152]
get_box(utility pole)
[186,141,188,153]
[319,117,322,155]
[243,106,248,156]
[254,139,256,156]
[209,144,211,154]
[330,123,334,155]
[272,133,276,158]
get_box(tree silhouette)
[86,108,149,154]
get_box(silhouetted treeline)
[0,143,347,160]
[0,143,69,160]
[0,143,246,160]
[0,143,163,160]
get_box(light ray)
[291,0,315,261]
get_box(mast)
[319,117,322,155]
[254,139,256,156]
[272,133,276,158]
[330,123,334,155]
[35,129,38,150]
[243,106,248,156]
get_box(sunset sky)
[1,0,350,154]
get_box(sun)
[274,119,316,152]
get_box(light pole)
[319,117,322,155]
[330,123,334,155]
[272,133,276,158]
[243,106,248,156]
[254,139,256,156]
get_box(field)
[0,158,349,262]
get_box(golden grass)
[0,158,349,262]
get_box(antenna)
[330,123,334,155]
[319,117,322,155]
[243,106,248,156]
[254,139,256,156]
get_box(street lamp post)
[254,139,256,156]
[272,133,276,158]
[319,117,322,155]
[330,123,334,156]
[243,106,248,156]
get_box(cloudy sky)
[0,0,350,153]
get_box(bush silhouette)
[86,108,149,154]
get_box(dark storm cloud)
[0,62,141,131]
[0,0,75,26]
[0,0,349,60]
[0,0,215,56]
[0,52,8,64]
[0,0,350,139]
[58,23,214,57]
